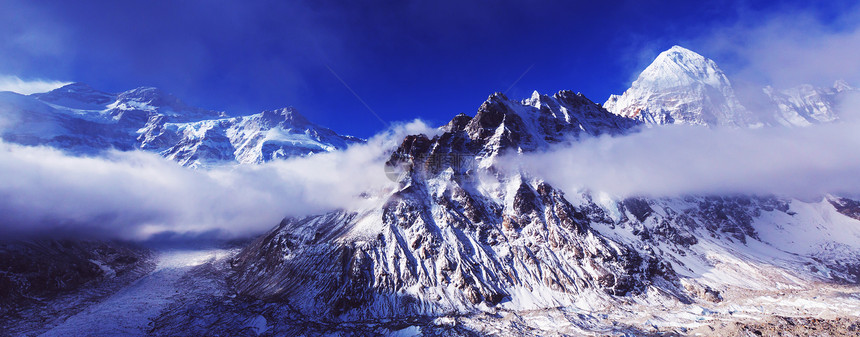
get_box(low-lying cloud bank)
[510,103,860,199]
[0,120,434,240]
[4,104,860,240]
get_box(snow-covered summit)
[605,46,858,128]
[636,45,730,90]
[604,45,754,127]
[230,91,664,320]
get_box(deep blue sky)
[1,0,857,137]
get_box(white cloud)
[0,120,437,240]
[0,75,70,95]
[506,118,860,199]
[695,5,860,89]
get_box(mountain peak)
[660,45,707,63]
[665,44,699,56]
[604,45,754,127]
[637,45,728,90]
[260,107,311,126]
[487,92,509,102]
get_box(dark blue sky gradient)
[0,0,856,137]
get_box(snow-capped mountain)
[4,84,859,335]
[0,83,362,166]
[605,45,857,128]
[140,107,362,167]
[604,45,755,127]
[159,86,860,336]
[229,91,654,320]
[205,89,860,335]
[4,59,860,335]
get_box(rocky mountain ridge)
[229,90,662,320]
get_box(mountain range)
[2,46,859,336]
[0,83,362,167]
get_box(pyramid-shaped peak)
[652,45,714,69]
[604,45,754,127]
[635,45,728,90]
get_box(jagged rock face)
[828,196,860,221]
[412,90,640,174]
[231,178,667,318]
[230,92,672,319]
[0,83,362,166]
[602,195,788,249]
